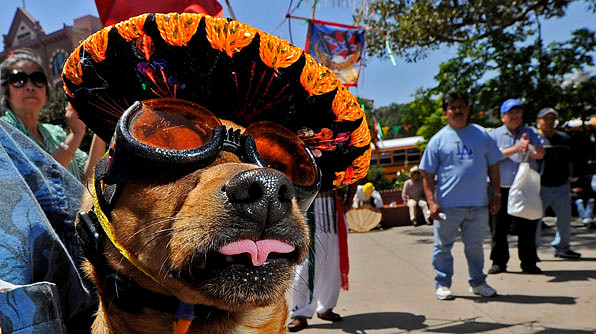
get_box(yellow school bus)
[371,136,424,179]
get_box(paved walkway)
[288,217,596,333]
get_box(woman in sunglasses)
[0,50,103,182]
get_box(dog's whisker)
[158,249,175,280]
[127,217,185,238]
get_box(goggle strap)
[94,158,120,212]
[222,128,242,153]
[91,160,164,286]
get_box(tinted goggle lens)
[8,70,47,88]
[120,99,318,188]
[244,121,317,187]
[128,99,221,150]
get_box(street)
[290,218,596,333]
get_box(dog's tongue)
[218,239,295,266]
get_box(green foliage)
[363,165,395,190]
[369,102,418,139]
[39,89,93,152]
[361,0,594,62]
[405,20,596,143]
[441,28,595,122]
[39,89,68,129]
[393,168,411,190]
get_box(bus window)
[406,148,421,163]
[380,151,392,165]
[393,150,406,164]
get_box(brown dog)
[64,13,371,334]
[78,120,310,334]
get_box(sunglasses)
[100,98,321,210]
[7,70,47,89]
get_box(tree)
[404,20,596,142]
[371,102,419,139]
[39,88,94,152]
[362,0,595,62]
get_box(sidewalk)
[289,217,596,333]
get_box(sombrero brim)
[62,13,371,190]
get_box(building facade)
[1,7,101,88]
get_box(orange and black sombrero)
[62,13,371,190]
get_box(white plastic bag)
[507,158,543,220]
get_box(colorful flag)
[305,22,365,86]
[95,0,223,27]
[373,116,383,142]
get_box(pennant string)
[385,35,397,67]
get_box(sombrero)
[62,12,371,190]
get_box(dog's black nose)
[224,168,295,225]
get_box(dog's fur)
[80,120,310,334]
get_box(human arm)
[500,133,544,160]
[52,104,86,168]
[488,163,501,215]
[82,135,107,184]
[401,180,410,202]
[422,172,442,220]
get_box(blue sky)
[1,0,594,108]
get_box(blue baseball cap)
[500,99,522,115]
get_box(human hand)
[516,133,530,153]
[65,103,86,136]
[489,197,501,215]
[428,202,444,221]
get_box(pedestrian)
[536,107,581,258]
[0,49,105,182]
[488,99,545,274]
[402,165,432,225]
[353,182,384,209]
[420,90,502,300]
[288,185,356,332]
[572,173,596,228]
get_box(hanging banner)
[305,22,365,87]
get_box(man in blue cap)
[488,99,545,274]
[536,107,581,259]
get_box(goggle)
[99,98,321,211]
[7,70,47,89]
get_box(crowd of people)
[411,91,588,302]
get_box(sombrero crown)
[62,13,371,190]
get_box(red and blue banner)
[305,21,365,87]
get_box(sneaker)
[554,250,581,259]
[582,218,592,226]
[435,286,454,300]
[469,283,497,297]
[488,263,506,274]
